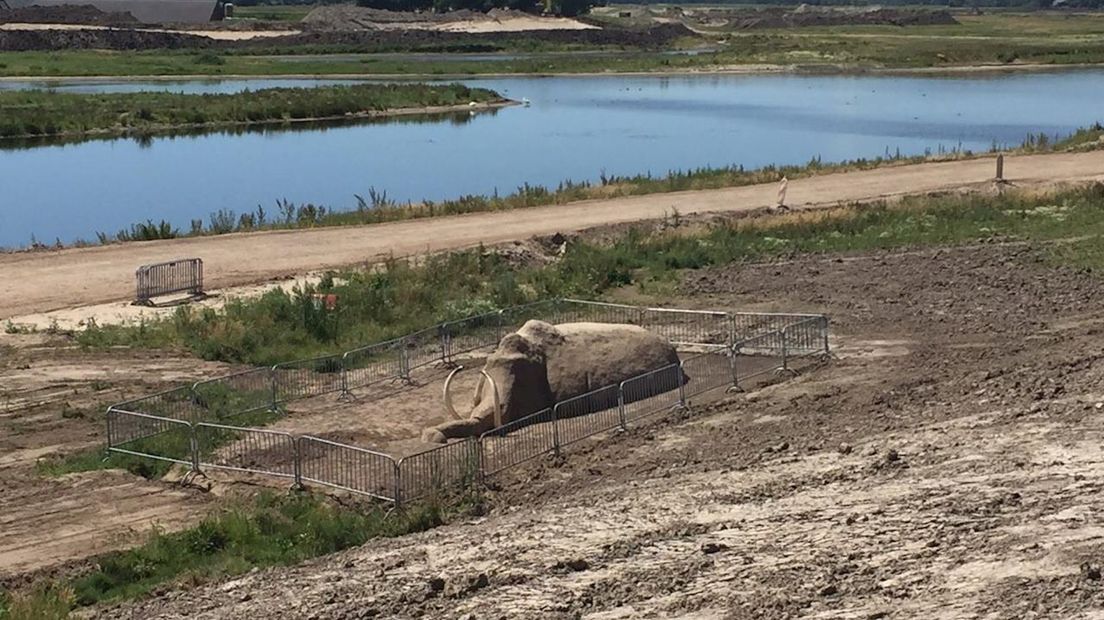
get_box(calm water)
[1,71,1102,247]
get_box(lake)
[1,70,1101,248]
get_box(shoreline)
[0,99,516,142]
[2,61,1103,83]
[4,149,1104,322]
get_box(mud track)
[4,149,1104,322]
[90,240,1104,619]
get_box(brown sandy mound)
[0,3,137,25]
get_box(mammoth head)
[439,334,553,432]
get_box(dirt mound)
[302,5,597,33]
[0,20,687,50]
[0,26,212,50]
[0,3,137,25]
[729,7,959,29]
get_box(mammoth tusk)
[479,370,503,428]
[443,366,465,420]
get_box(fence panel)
[398,439,481,502]
[557,299,642,326]
[734,330,786,383]
[639,308,730,347]
[497,299,563,332]
[730,312,824,341]
[553,385,623,447]
[681,347,736,400]
[135,258,203,304]
[442,311,503,362]
[404,326,446,373]
[114,386,204,425]
[192,368,274,420]
[620,363,684,423]
[272,355,344,404]
[195,423,297,480]
[297,436,397,502]
[479,408,557,476]
[106,408,196,466]
[784,316,829,359]
[342,338,406,392]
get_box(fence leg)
[727,314,737,349]
[441,327,451,367]
[399,339,412,384]
[269,367,280,413]
[727,346,743,394]
[677,363,687,410]
[393,460,403,508]
[189,422,201,475]
[552,406,562,457]
[781,329,789,373]
[617,385,628,431]
[338,353,357,402]
[821,316,831,357]
[292,437,303,490]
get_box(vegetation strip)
[0,491,466,619]
[76,183,1104,368]
[0,82,504,139]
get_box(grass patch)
[0,585,73,620]
[91,153,943,245]
[77,183,1104,366]
[2,491,469,615]
[0,82,502,140]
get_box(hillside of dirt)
[302,5,597,32]
[82,240,1104,619]
[0,20,687,50]
[0,4,137,25]
[726,6,959,29]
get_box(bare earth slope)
[4,150,1104,321]
[95,242,1104,619]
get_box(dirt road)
[4,149,1103,321]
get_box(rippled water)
[1,71,1101,247]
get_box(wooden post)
[996,154,1005,182]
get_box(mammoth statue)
[421,320,685,443]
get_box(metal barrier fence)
[554,385,624,448]
[298,436,397,502]
[196,423,297,480]
[135,258,203,305]
[397,439,481,503]
[342,338,407,394]
[479,408,557,476]
[106,409,197,468]
[192,368,274,419]
[106,299,830,504]
[272,354,344,404]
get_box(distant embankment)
[0,83,508,140]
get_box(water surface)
[1,71,1101,247]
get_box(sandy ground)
[84,241,1104,619]
[431,16,598,33]
[6,149,1104,326]
[0,338,236,579]
[0,22,299,39]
